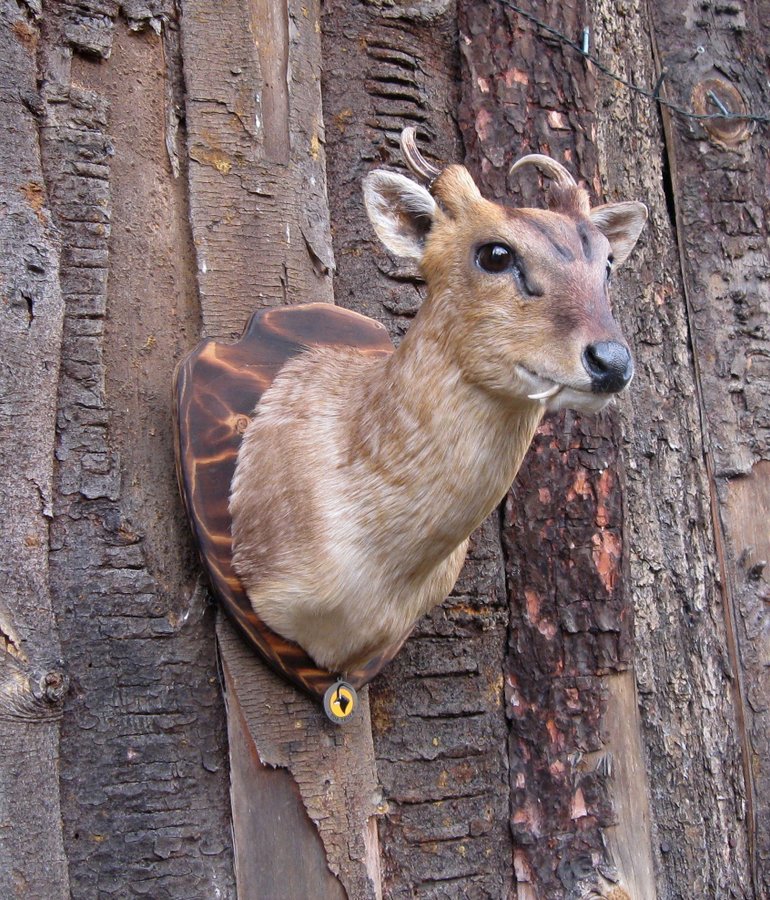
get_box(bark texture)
[322,3,516,897]
[181,1,382,896]
[40,5,235,897]
[645,2,769,892]
[0,1,766,898]
[0,3,68,897]
[458,0,763,896]
[458,3,648,895]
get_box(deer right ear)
[363,171,437,261]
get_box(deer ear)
[589,201,648,265]
[363,171,437,261]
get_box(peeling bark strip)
[322,3,516,897]
[646,2,770,892]
[41,8,235,897]
[181,0,381,896]
[0,3,69,896]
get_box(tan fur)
[230,155,646,673]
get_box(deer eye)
[476,243,520,276]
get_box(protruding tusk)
[509,154,577,190]
[401,127,441,183]
[527,383,562,401]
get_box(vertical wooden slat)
[646,1,769,892]
[0,3,69,896]
[180,0,382,895]
[181,0,334,336]
[41,8,236,896]
[458,3,656,896]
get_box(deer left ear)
[589,201,648,265]
[363,170,437,261]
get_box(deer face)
[363,161,647,413]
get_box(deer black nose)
[582,341,633,394]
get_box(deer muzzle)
[582,341,634,394]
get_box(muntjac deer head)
[229,128,647,675]
[364,127,647,413]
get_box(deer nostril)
[582,341,633,394]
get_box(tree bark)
[0,3,68,896]
[322,3,517,897]
[0,1,766,898]
[181,0,382,896]
[645,2,769,892]
[39,5,235,896]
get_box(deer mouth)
[515,366,584,402]
[515,366,608,413]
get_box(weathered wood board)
[0,3,68,897]
[180,0,384,896]
[647,2,770,892]
[39,10,237,897]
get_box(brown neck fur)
[347,285,543,578]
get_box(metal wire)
[497,0,770,125]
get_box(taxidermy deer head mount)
[229,128,647,675]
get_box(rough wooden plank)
[322,4,516,897]
[219,621,381,899]
[224,656,348,900]
[595,2,758,897]
[41,15,236,897]
[722,462,770,887]
[597,672,656,900]
[182,0,334,338]
[457,3,656,895]
[181,1,383,896]
[646,2,770,892]
[0,3,69,896]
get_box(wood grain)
[182,0,334,336]
[647,3,770,890]
[599,1,761,896]
[219,621,383,899]
[42,16,236,897]
[224,655,348,900]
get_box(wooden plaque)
[173,303,403,700]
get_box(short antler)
[400,127,441,182]
[509,154,577,189]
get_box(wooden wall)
[0,1,766,897]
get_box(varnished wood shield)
[174,303,403,701]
